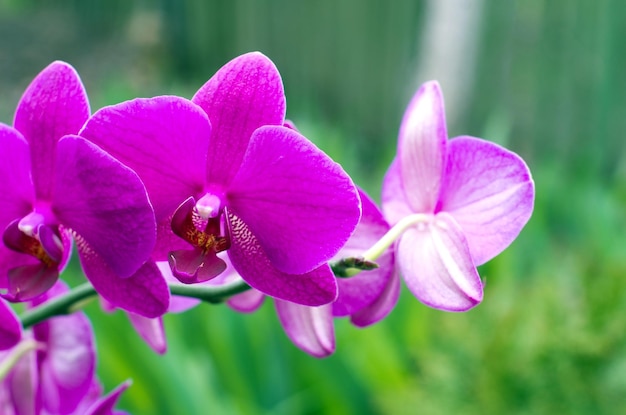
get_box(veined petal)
[333,189,397,318]
[53,135,156,278]
[192,52,286,186]
[398,212,482,311]
[14,61,89,201]
[0,299,21,350]
[127,314,166,355]
[439,136,535,265]
[398,81,447,213]
[381,158,414,226]
[77,240,169,318]
[275,301,335,358]
[227,213,337,306]
[80,96,209,221]
[33,281,95,415]
[0,124,34,230]
[228,125,360,275]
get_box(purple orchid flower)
[222,189,400,357]
[0,61,168,317]
[0,299,21,350]
[382,81,535,311]
[80,52,361,306]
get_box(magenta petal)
[33,282,95,415]
[0,299,21,350]
[14,61,89,201]
[127,313,167,354]
[227,213,337,306]
[275,301,335,358]
[333,189,397,318]
[229,125,360,275]
[5,263,58,302]
[439,136,535,265]
[350,272,401,327]
[398,212,483,311]
[77,241,169,318]
[168,248,227,284]
[192,52,286,186]
[53,135,156,278]
[80,96,209,221]
[84,380,131,415]
[4,342,38,415]
[0,124,34,229]
[381,158,414,226]
[156,261,201,312]
[398,81,447,213]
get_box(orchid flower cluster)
[0,52,534,412]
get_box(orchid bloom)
[0,300,21,350]
[80,52,361,306]
[382,81,534,311]
[0,281,95,414]
[220,189,399,357]
[0,61,168,317]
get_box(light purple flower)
[0,61,168,317]
[227,189,399,357]
[382,81,534,311]
[80,52,361,306]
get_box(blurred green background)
[2,0,626,414]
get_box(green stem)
[19,280,252,329]
[0,338,41,381]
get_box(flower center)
[2,212,63,267]
[170,195,230,254]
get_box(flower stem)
[0,338,41,381]
[362,213,430,261]
[19,280,252,329]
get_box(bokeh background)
[2,0,626,413]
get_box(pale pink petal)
[4,342,37,415]
[227,213,337,306]
[192,52,286,187]
[439,136,535,265]
[228,125,360,275]
[381,158,414,226]
[79,96,209,222]
[127,314,166,355]
[0,300,21,350]
[275,301,334,358]
[398,212,482,311]
[227,289,265,313]
[14,61,89,201]
[397,81,447,213]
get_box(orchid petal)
[33,281,95,415]
[229,125,360,275]
[398,81,447,213]
[168,248,226,284]
[14,61,89,201]
[53,135,155,278]
[0,124,34,230]
[333,189,397,317]
[381,157,414,226]
[439,136,535,265]
[192,52,286,186]
[77,240,169,318]
[275,301,334,358]
[156,261,201,313]
[80,96,209,221]
[127,314,167,355]
[0,300,21,350]
[350,272,401,327]
[5,263,58,302]
[4,342,37,415]
[398,212,482,311]
[227,289,265,313]
[227,213,337,306]
[84,380,131,415]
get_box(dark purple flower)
[0,61,168,317]
[80,52,361,306]
[382,81,535,311]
